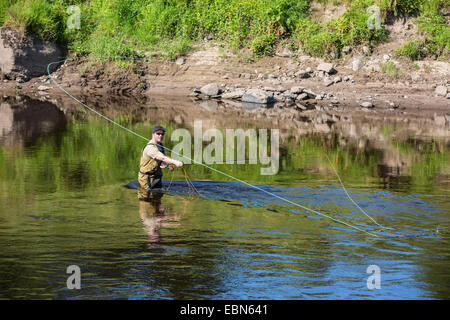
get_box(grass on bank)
[381,60,404,78]
[395,0,449,60]
[0,0,448,61]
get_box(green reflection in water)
[0,116,449,195]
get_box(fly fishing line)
[47,56,383,237]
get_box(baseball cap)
[152,125,166,134]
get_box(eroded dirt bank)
[1,42,449,127]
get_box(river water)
[0,93,449,299]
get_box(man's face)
[153,130,165,143]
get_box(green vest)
[139,142,165,179]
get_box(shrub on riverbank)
[2,0,67,43]
[1,0,448,61]
[294,0,388,58]
[395,0,449,60]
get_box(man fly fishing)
[138,125,183,200]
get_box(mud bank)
[1,41,449,127]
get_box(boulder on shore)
[303,89,317,99]
[290,86,305,94]
[352,58,364,72]
[360,101,374,108]
[317,62,336,74]
[435,85,448,97]
[200,83,219,96]
[242,88,275,104]
[0,27,64,80]
[296,93,309,101]
[222,88,246,100]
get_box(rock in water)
[0,27,64,80]
[200,83,219,96]
[222,88,246,100]
[242,89,275,104]
[360,102,374,108]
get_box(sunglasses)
[155,132,165,136]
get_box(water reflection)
[197,99,218,111]
[0,93,449,299]
[0,95,66,147]
[139,191,181,248]
[242,101,266,111]
[0,93,448,194]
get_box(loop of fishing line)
[183,167,202,198]
[324,154,391,230]
[164,167,175,192]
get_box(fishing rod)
[163,158,259,170]
[178,159,265,165]
[47,56,384,237]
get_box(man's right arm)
[155,154,183,167]
[144,145,183,167]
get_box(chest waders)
[138,142,165,199]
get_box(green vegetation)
[381,60,403,78]
[0,0,448,60]
[0,116,448,194]
[251,33,277,57]
[0,0,310,60]
[395,40,426,60]
[395,0,449,60]
[2,0,67,43]
[294,0,388,58]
